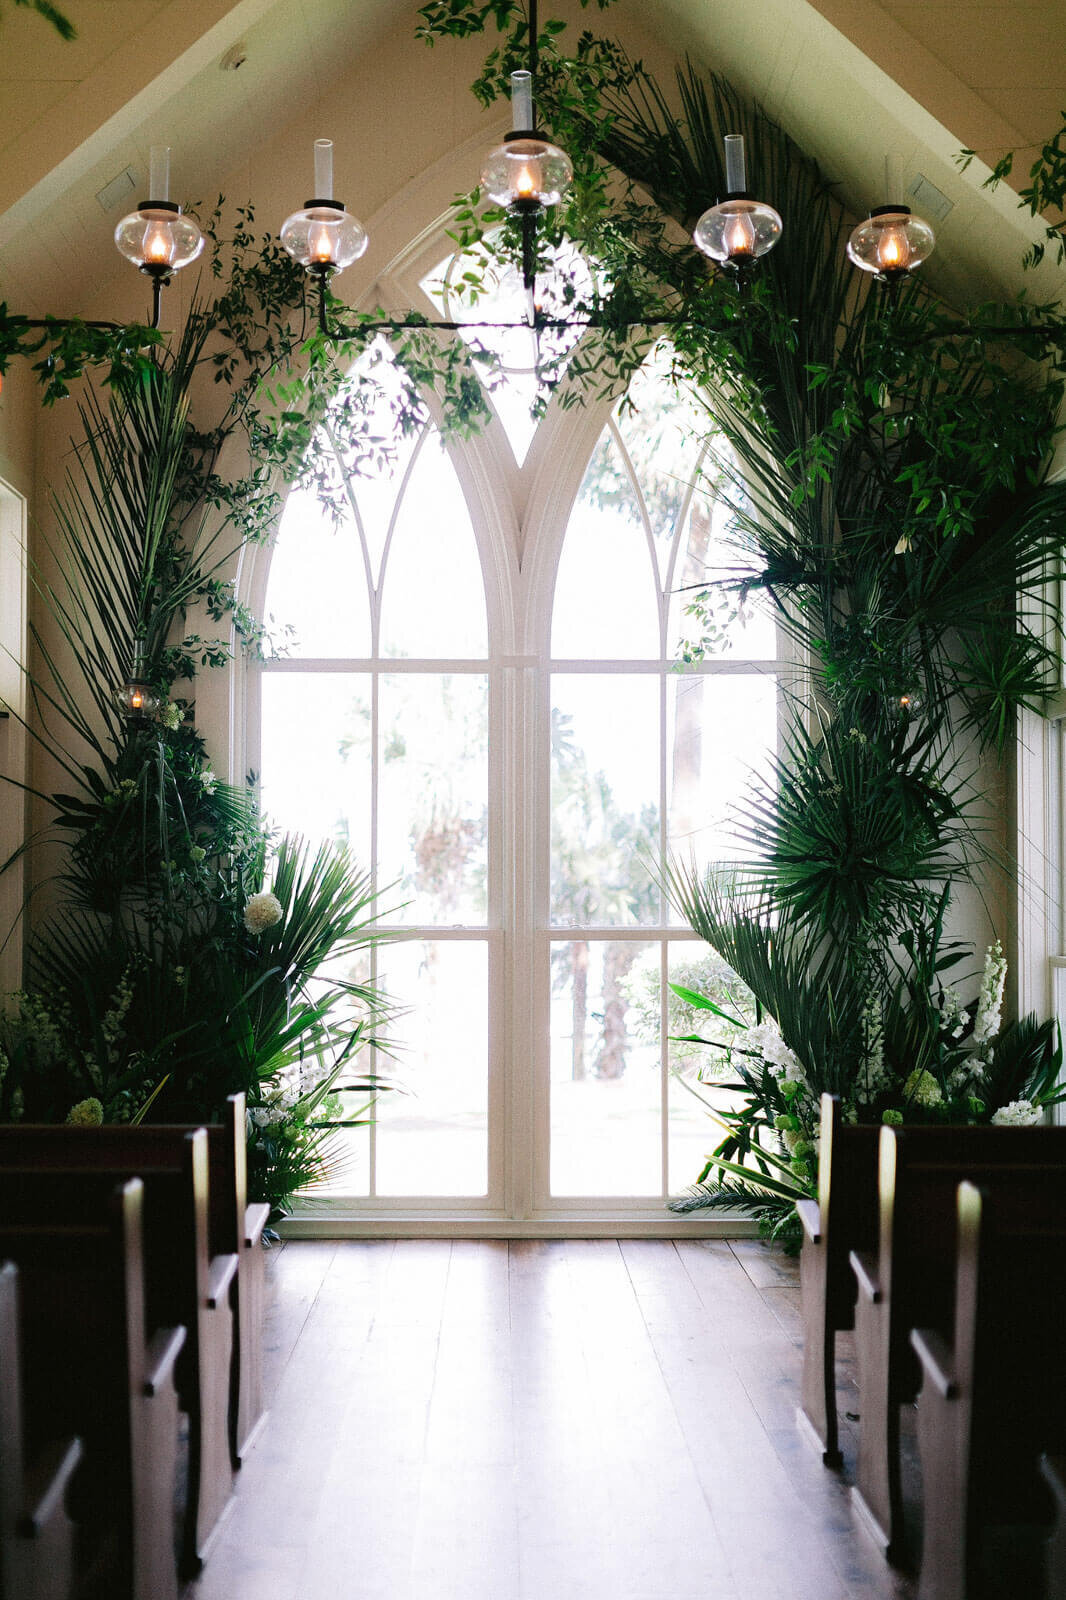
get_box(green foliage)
[6,0,74,37]
[959,114,1066,269]
[663,868,1062,1217]
[0,249,402,1209]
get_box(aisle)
[184,1240,913,1600]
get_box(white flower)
[972,940,1007,1047]
[894,533,912,555]
[200,768,218,794]
[861,996,888,1097]
[250,1105,286,1128]
[244,891,283,934]
[66,1096,104,1127]
[904,1068,943,1108]
[162,701,183,731]
[991,1099,1042,1127]
[746,1019,806,1084]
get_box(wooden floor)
[185,1239,915,1600]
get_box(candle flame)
[725,209,757,260]
[308,221,335,264]
[142,221,173,267]
[876,225,909,273]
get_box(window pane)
[615,349,707,569]
[260,673,371,864]
[380,434,487,659]
[550,940,660,1196]
[328,343,421,582]
[374,939,488,1196]
[551,435,659,659]
[550,676,660,928]
[666,672,776,878]
[665,944,750,1196]
[266,491,371,658]
[669,493,778,662]
[302,1124,371,1198]
[420,239,591,466]
[378,674,488,926]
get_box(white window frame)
[0,479,28,998]
[225,208,793,1237]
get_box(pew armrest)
[245,1202,271,1250]
[17,1436,83,1536]
[144,1324,187,1396]
[849,1249,882,1304]
[207,1251,240,1310]
[796,1198,822,1245]
[1041,1455,1066,1510]
[910,1326,958,1399]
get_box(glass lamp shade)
[693,197,782,266]
[280,202,368,273]
[846,208,935,280]
[115,641,160,720]
[115,675,161,720]
[480,138,573,209]
[114,204,205,274]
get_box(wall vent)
[95,168,138,213]
[908,174,954,224]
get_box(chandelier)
[100,52,933,334]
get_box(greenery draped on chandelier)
[3,0,1066,1223]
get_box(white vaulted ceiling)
[0,0,1064,316]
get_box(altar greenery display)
[412,0,1066,1229]
[2,0,1066,1220]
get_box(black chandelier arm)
[18,318,127,334]
[316,312,689,340]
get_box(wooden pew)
[0,1093,270,1467]
[796,1094,881,1466]
[0,1180,185,1600]
[0,1262,82,1600]
[848,1124,1066,1560]
[169,1094,270,1463]
[0,1128,238,1574]
[910,1179,1066,1600]
[1041,1457,1066,1600]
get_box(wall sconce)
[114,638,161,720]
[847,156,935,284]
[693,134,783,270]
[280,140,369,334]
[114,146,205,328]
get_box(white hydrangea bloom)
[991,1099,1042,1127]
[903,1068,943,1108]
[244,891,284,934]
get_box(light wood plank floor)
[185,1240,914,1600]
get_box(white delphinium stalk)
[861,995,887,1101]
[972,940,1007,1047]
[940,984,967,1041]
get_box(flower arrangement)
[0,327,395,1214]
[668,882,1063,1244]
